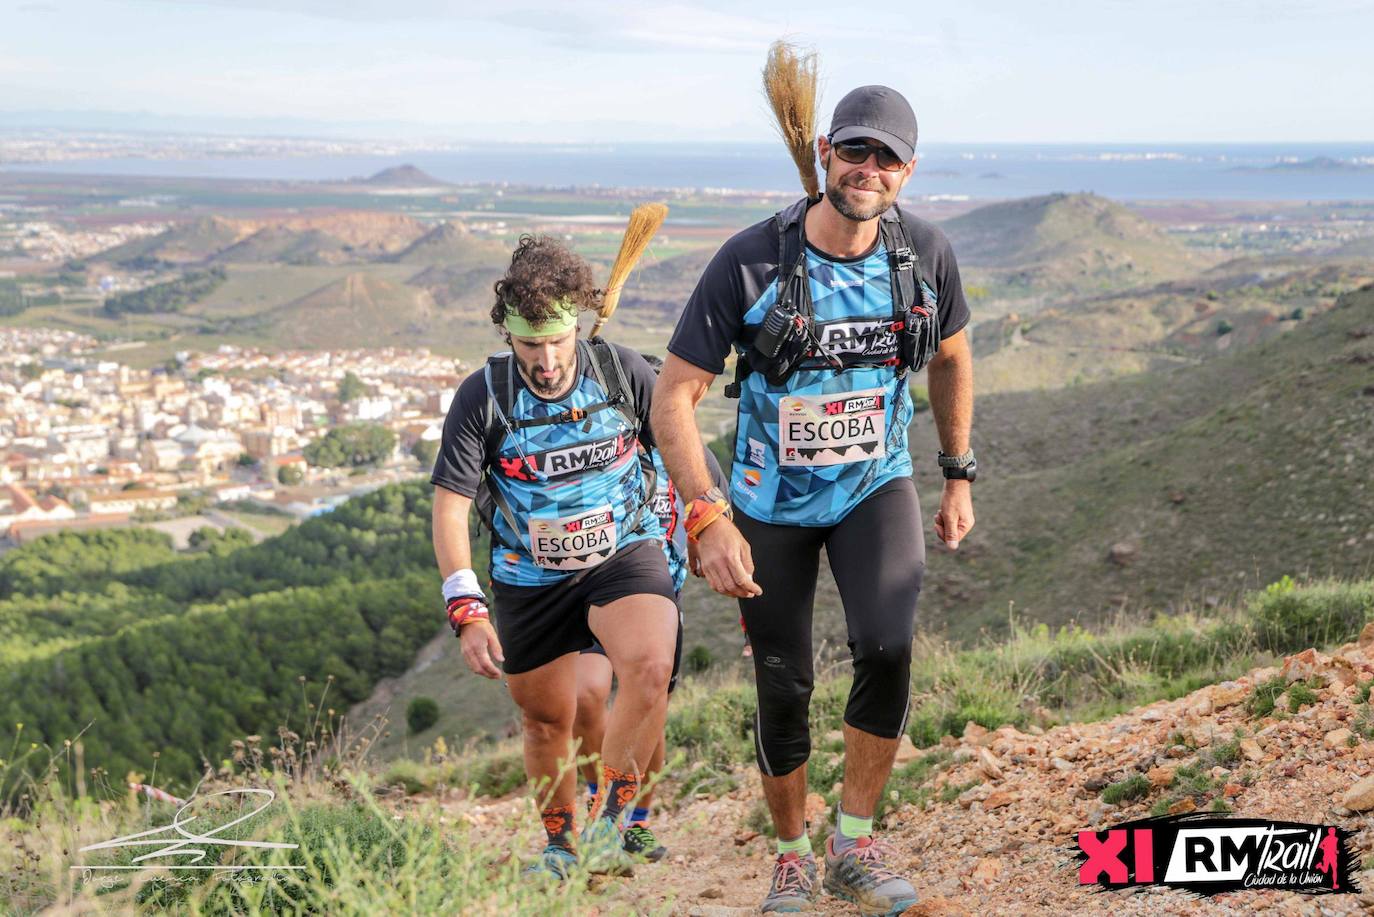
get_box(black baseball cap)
[828,85,917,164]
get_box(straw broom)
[762,40,821,199]
[590,201,668,337]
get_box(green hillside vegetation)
[4,575,1371,913]
[909,283,1374,639]
[103,267,227,316]
[0,277,25,316]
[969,259,1370,394]
[304,422,397,468]
[0,484,455,794]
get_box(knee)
[575,683,609,722]
[521,701,574,740]
[619,654,674,701]
[851,634,913,675]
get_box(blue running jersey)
[432,342,664,587]
[667,205,971,527]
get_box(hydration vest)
[474,337,656,553]
[725,197,940,398]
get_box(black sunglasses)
[829,137,906,172]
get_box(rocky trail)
[386,636,1374,915]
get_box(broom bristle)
[593,202,669,335]
[763,40,820,199]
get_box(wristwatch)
[938,450,977,483]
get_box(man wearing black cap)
[653,85,975,913]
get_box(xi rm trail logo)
[1076,814,1358,896]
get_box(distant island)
[358,164,449,187]
[1231,156,1374,174]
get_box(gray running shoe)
[523,844,577,883]
[822,835,918,916]
[760,851,819,912]
[579,815,635,876]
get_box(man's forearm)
[926,352,973,455]
[432,490,474,578]
[654,392,715,499]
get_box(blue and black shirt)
[432,342,664,587]
[667,205,971,527]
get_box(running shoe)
[822,835,918,915]
[622,823,667,861]
[579,815,635,876]
[760,851,818,912]
[523,844,578,883]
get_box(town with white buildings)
[0,326,464,545]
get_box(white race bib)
[527,505,618,571]
[777,387,887,467]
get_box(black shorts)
[491,538,677,675]
[582,596,684,693]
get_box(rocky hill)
[96,212,427,267]
[261,272,438,349]
[941,193,1209,294]
[389,220,508,268]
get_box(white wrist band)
[442,568,482,602]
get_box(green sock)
[777,834,812,858]
[835,807,872,853]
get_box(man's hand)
[933,480,975,550]
[458,619,505,679]
[696,516,763,598]
[687,538,702,578]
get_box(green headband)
[503,299,579,338]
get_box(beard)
[825,167,899,222]
[516,353,572,397]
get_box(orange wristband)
[685,497,731,543]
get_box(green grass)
[1101,775,1150,805]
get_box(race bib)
[777,387,887,467]
[528,505,618,571]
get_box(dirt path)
[409,642,1374,915]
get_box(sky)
[2,0,1372,143]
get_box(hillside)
[261,272,439,349]
[969,259,1371,394]
[13,579,1374,912]
[212,226,352,265]
[389,220,508,267]
[910,284,1374,639]
[941,193,1208,295]
[97,216,252,266]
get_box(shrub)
[1250,577,1374,653]
[685,645,714,674]
[1101,775,1150,805]
[406,697,440,735]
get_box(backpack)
[724,198,940,398]
[473,337,656,551]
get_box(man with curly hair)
[430,235,679,880]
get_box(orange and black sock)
[599,765,639,824]
[541,803,576,851]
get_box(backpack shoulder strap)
[879,205,918,318]
[773,197,812,319]
[482,352,516,466]
[584,337,639,434]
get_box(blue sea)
[7,142,1374,201]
